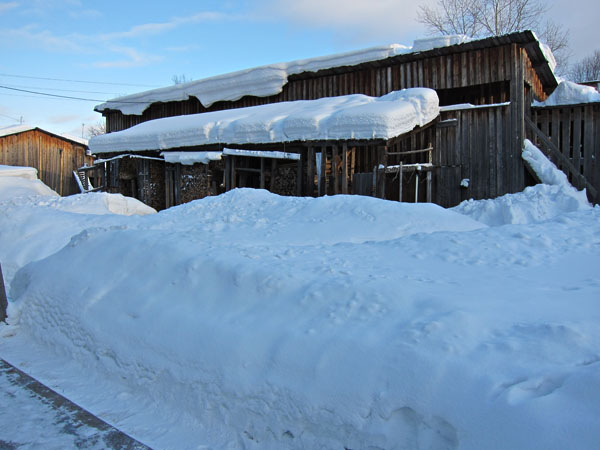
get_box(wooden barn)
[89,30,599,209]
[0,125,92,196]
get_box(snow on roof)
[0,124,37,138]
[89,88,439,154]
[0,124,89,146]
[533,81,600,107]
[160,151,222,165]
[94,36,471,116]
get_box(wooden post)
[231,156,237,189]
[332,145,339,195]
[296,152,303,196]
[307,146,315,196]
[270,159,277,191]
[510,44,525,192]
[260,158,265,189]
[399,162,403,202]
[342,143,348,194]
[415,171,420,203]
[371,167,377,197]
[426,171,432,203]
[0,263,7,323]
[224,157,231,191]
[319,147,327,196]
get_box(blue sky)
[0,0,597,138]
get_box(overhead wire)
[0,85,149,103]
[0,72,160,88]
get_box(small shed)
[89,88,440,210]
[0,125,92,196]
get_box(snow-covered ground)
[0,149,599,449]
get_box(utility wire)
[0,72,159,88]
[0,112,22,122]
[0,85,148,103]
[3,83,124,96]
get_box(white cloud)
[92,46,163,69]
[0,25,85,52]
[259,0,431,42]
[0,2,18,14]
[99,11,229,41]
[47,114,82,124]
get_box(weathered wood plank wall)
[0,130,91,196]
[531,103,600,203]
[105,42,549,133]
[434,104,521,207]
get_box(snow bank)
[452,140,590,226]
[0,173,155,285]
[2,185,599,449]
[0,165,59,199]
[89,88,439,153]
[533,80,600,106]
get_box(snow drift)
[1,150,599,449]
[452,140,590,225]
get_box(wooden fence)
[529,104,599,203]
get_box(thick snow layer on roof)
[534,81,600,106]
[411,35,471,52]
[95,36,475,116]
[223,148,301,160]
[89,88,439,154]
[0,124,36,138]
[160,151,222,165]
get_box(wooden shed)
[0,125,92,196]
[91,31,599,207]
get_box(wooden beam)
[342,143,348,194]
[426,171,432,203]
[307,146,315,196]
[296,151,303,196]
[270,159,277,191]
[319,147,327,196]
[333,145,339,195]
[399,162,403,202]
[231,156,237,189]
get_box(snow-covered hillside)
[0,155,599,449]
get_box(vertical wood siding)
[105,43,549,133]
[0,130,92,195]
[531,104,600,202]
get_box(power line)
[0,112,22,122]
[0,85,148,103]
[0,72,160,88]
[4,83,124,96]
